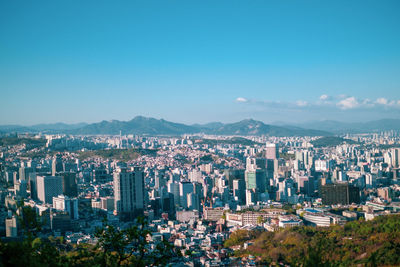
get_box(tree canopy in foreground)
[0,205,180,267]
[225,214,400,266]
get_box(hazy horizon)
[1,115,399,128]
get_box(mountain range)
[0,116,328,136]
[1,116,399,136]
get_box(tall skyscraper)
[168,182,180,207]
[179,181,194,209]
[113,167,144,219]
[37,176,63,204]
[266,143,279,160]
[52,154,64,176]
[245,169,267,193]
[59,172,78,197]
[28,172,38,200]
[233,179,246,205]
[245,157,267,193]
[391,148,400,168]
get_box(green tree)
[94,217,180,266]
[0,203,65,267]
[257,216,264,225]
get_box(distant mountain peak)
[239,118,259,123]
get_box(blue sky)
[1,0,400,125]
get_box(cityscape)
[1,1,400,267]
[1,120,400,265]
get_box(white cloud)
[236,97,248,103]
[319,94,329,101]
[296,100,308,107]
[376,97,388,105]
[337,97,359,110]
[236,94,400,112]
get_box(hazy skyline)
[1,1,400,125]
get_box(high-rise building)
[296,150,313,170]
[266,159,275,183]
[113,167,144,219]
[28,172,38,200]
[155,170,166,189]
[4,171,15,185]
[161,193,175,218]
[19,166,34,181]
[391,148,400,168]
[14,179,27,198]
[245,156,268,195]
[266,143,279,160]
[12,172,18,186]
[179,181,194,209]
[168,182,180,207]
[233,179,246,205]
[37,176,63,204]
[320,183,360,205]
[59,172,78,197]
[246,189,256,206]
[365,173,376,189]
[245,169,267,193]
[5,212,18,238]
[187,192,200,211]
[188,169,202,183]
[52,154,64,176]
[53,195,79,220]
[224,169,245,190]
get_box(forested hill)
[224,214,400,266]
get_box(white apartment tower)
[113,167,144,218]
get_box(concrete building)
[203,207,225,222]
[53,195,79,219]
[5,214,18,238]
[233,179,246,205]
[59,172,78,197]
[37,176,63,204]
[320,183,360,205]
[266,143,279,160]
[113,167,144,219]
[52,154,64,175]
[179,181,194,209]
